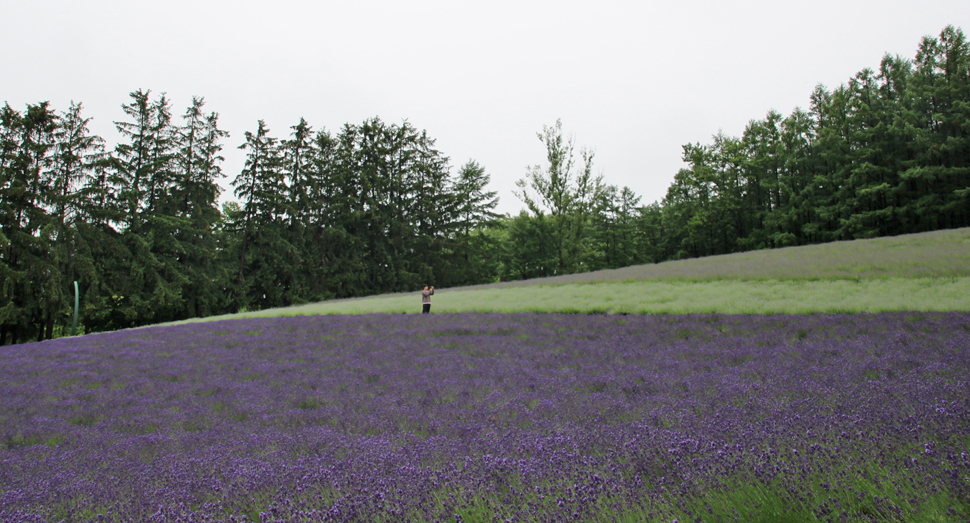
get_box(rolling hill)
[172,227,970,321]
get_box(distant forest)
[1,26,968,344]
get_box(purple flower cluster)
[1,312,968,522]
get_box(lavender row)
[1,312,968,521]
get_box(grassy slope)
[188,227,970,321]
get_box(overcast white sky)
[2,0,967,214]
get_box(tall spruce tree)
[105,90,185,326]
[444,160,501,285]
[0,103,60,342]
[47,102,104,337]
[231,120,298,310]
[0,104,22,344]
[171,96,228,318]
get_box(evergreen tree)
[0,102,60,342]
[447,160,502,285]
[282,118,318,227]
[231,120,296,310]
[901,26,970,230]
[594,185,642,269]
[47,102,105,337]
[107,90,185,326]
[171,96,228,318]
[113,90,175,228]
[279,118,320,304]
[0,104,21,344]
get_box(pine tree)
[0,104,23,344]
[103,90,185,327]
[114,90,176,228]
[594,184,642,269]
[171,96,228,318]
[46,102,105,337]
[445,160,501,285]
[231,120,298,310]
[0,102,60,342]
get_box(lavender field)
[2,313,969,522]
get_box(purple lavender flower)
[0,312,967,521]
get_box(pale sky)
[2,0,967,214]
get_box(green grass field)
[181,227,970,323]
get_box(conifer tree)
[47,102,105,337]
[231,120,298,310]
[0,103,59,341]
[172,96,228,318]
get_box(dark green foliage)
[171,97,229,319]
[0,102,61,342]
[498,211,557,281]
[6,97,512,341]
[223,117,505,309]
[515,119,604,274]
[593,184,642,269]
[475,26,970,281]
[645,25,970,262]
[441,160,502,286]
[1,92,232,340]
[230,119,290,311]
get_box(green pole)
[72,281,79,336]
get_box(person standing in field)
[421,285,434,314]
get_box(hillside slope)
[475,227,970,286]
[181,227,970,321]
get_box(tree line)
[645,25,970,260]
[0,92,502,343]
[1,26,967,344]
[500,25,970,275]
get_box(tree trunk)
[46,315,55,341]
[238,231,248,285]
